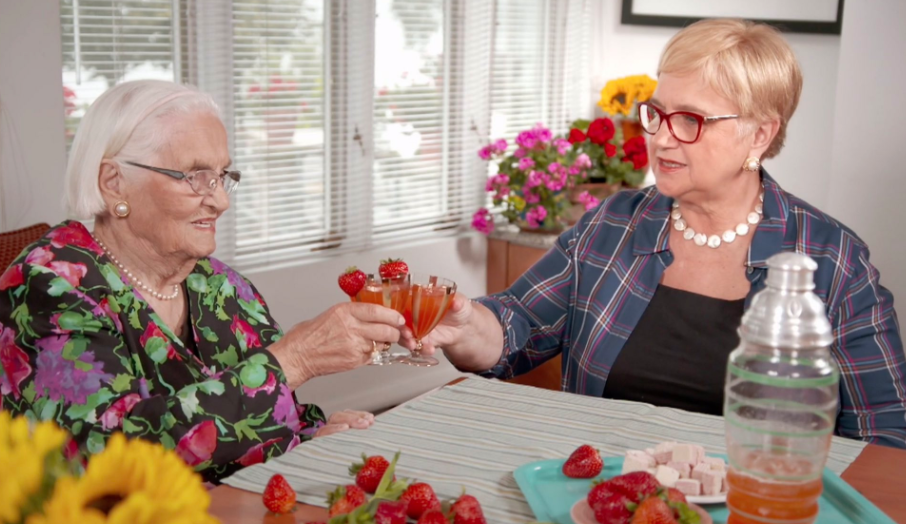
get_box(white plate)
[686,492,727,505]
[571,499,714,524]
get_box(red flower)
[623,136,649,170]
[0,265,24,291]
[604,143,617,158]
[630,151,648,170]
[25,246,55,267]
[176,420,218,466]
[0,324,31,400]
[46,223,102,255]
[231,315,261,349]
[568,128,587,144]
[236,437,283,467]
[587,118,615,145]
[99,393,142,431]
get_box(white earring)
[113,201,130,218]
[743,157,761,172]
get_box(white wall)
[590,0,841,209]
[0,0,68,230]
[826,0,906,304]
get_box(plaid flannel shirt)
[476,172,906,449]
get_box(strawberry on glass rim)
[379,258,409,279]
[338,267,366,297]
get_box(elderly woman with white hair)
[0,80,404,482]
[401,19,906,448]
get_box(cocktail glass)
[353,273,409,365]
[393,275,456,367]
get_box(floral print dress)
[0,221,326,482]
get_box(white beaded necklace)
[671,193,764,249]
[91,234,180,300]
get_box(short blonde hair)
[65,80,220,220]
[658,19,802,159]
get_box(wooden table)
[210,430,906,524]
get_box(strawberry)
[606,471,660,503]
[374,500,408,524]
[349,454,392,493]
[592,492,633,524]
[338,267,366,297]
[262,474,296,514]
[451,494,487,524]
[588,481,617,510]
[401,482,441,519]
[327,484,367,518]
[418,509,451,524]
[378,258,409,279]
[630,496,677,524]
[662,487,687,505]
[563,445,603,478]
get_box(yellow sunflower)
[0,412,68,524]
[597,74,658,117]
[29,433,218,524]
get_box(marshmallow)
[671,444,699,465]
[627,450,656,467]
[655,465,680,488]
[666,461,692,479]
[701,470,723,496]
[674,479,702,497]
[703,457,726,472]
[622,455,653,474]
[654,442,677,464]
[691,463,711,482]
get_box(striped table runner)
[222,377,867,523]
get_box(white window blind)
[60,0,185,146]
[229,0,328,267]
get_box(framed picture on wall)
[621,0,844,35]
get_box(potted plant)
[471,124,599,235]
[597,73,657,139]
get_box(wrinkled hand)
[270,302,405,388]
[398,294,472,355]
[314,410,375,438]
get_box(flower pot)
[515,218,566,235]
[621,119,643,141]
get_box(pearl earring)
[113,201,131,218]
[743,157,761,172]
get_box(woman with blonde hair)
[402,19,906,448]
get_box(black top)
[602,285,746,415]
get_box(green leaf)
[128,306,141,330]
[11,304,37,338]
[239,363,266,389]
[177,387,200,419]
[86,431,106,454]
[233,419,259,441]
[200,326,219,343]
[65,388,114,420]
[212,345,238,368]
[46,277,74,297]
[122,419,141,434]
[62,337,88,360]
[187,273,208,293]
[247,352,269,366]
[197,259,213,274]
[56,311,102,333]
[39,399,59,420]
[159,432,176,450]
[145,337,168,364]
[111,374,133,393]
[71,420,83,436]
[196,380,225,396]
[22,381,36,403]
[238,299,268,325]
[161,412,178,430]
[100,264,125,292]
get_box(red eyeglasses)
[639,102,739,144]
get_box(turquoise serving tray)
[513,457,895,524]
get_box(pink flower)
[0,323,31,400]
[237,437,283,467]
[25,246,55,267]
[471,209,495,235]
[231,315,261,349]
[494,187,510,200]
[524,192,541,204]
[533,124,552,144]
[578,190,601,211]
[545,175,565,192]
[175,420,218,466]
[547,162,561,174]
[478,145,492,160]
[525,206,548,228]
[243,371,278,398]
[524,170,543,190]
[0,265,24,291]
[48,261,87,288]
[92,297,124,332]
[518,157,535,171]
[493,139,508,153]
[273,384,302,432]
[515,130,538,150]
[574,153,592,170]
[99,393,141,431]
[513,148,527,159]
[554,138,571,155]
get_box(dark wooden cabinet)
[486,235,562,391]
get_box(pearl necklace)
[91,234,180,300]
[671,193,764,249]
